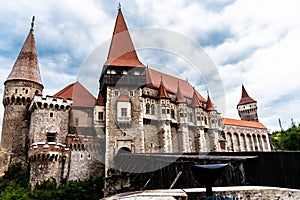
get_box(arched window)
[151,104,155,115]
[145,103,150,114]
[171,109,175,119]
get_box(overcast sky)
[1,0,300,133]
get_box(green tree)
[272,124,300,151]
[0,163,104,200]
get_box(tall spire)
[5,16,43,86]
[206,94,215,111]
[191,88,203,108]
[157,77,170,99]
[104,7,144,68]
[237,84,256,106]
[176,82,185,103]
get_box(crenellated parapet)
[28,142,70,162]
[29,94,72,112]
[66,135,86,151]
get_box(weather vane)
[31,16,35,29]
[118,2,121,11]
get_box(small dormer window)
[115,90,120,97]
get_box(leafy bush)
[0,163,104,200]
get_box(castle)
[0,8,272,186]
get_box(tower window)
[171,109,175,119]
[47,132,56,143]
[145,103,150,114]
[121,108,127,117]
[50,112,54,117]
[25,89,28,94]
[151,104,156,115]
[129,90,134,97]
[15,89,18,93]
[98,112,104,120]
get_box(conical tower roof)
[157,77,170,99]
[176,82,185,103]
[237,85,256,106]
[191,88,203,108]
[104,7,144,68]
[206,94,215,111]
[5,17,42,86]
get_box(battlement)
[28,142,69,162]
[29,94,73,111]
[66,134,87,151]
[2,95,32,106]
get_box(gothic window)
[166,109,170,114]
[98,112,104,120]
[189,112,193,122]
[151,104,155,115]
[171,109,175,119]
[15,89,18,93]
[204,117,208,125]
[146,103,150,114]
[121,108,127,117]
[50,112,53,117]
[162,108,166,114]
[184,113,188,118]
[196,116,201,121]
[180,113,184,118]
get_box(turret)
[28,95,72,186]
[237,85,258,122]
[1,17,43,165]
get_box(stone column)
[251,135,256,151]
[163,120,172,153]
[240,134,245,151]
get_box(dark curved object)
[192,163,228,196]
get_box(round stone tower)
[27,95,72,185]
[1,17,43,165]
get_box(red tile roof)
[6,20,43,86]
[53,82,96,107]
[237,85,256,106]
[146,68,206,102]
[157,78,170,99]
[96,91,105,106]
[104,9,144,68]
[206,95,215,111]
[223,118,266,129]
[118,95,130,102]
